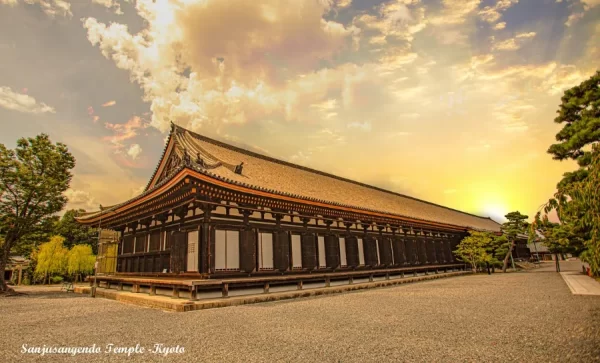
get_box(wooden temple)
[76,123,501,281]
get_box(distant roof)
[78,123,502,232]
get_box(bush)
[50,276,63,284]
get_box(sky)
[0,0,598,223]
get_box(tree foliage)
[542,71,600,276]
[500,211,529,272]
[34,236,68,284]
[55,209,98,252]
[67,244,95,281]
[455,231,508,272]
[547,70,600,185]
[0,134,75,292]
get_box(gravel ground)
[1,264,599,363]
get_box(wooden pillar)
[150,285,156,295]
[297,280,303,290]
[200,204,212,274]
[17,265,22,286]
[172,286,179,298]
[118,282,123,291]
[325,276,331,287]
[222,283,229,297]
[190,286,198,301]
[348,276,354,284]
[263,282,270,293]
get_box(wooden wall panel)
[274,230,290,272]
[405,238,416,265]
[345,236,359,267]
[363,236,378,267]
[325,234,340,269]
[240,229,256,273]
[379,236,393,267]
[149,231,161,252]
[170,231,187,274]
[392,237,406,266]
[301,233,317,271]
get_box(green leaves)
[455,231,507,271]
[0,134,76,291]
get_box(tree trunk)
[486,262,491,275]
[555,254,561,272]
[0,237,15,294]
[502,240,516,273]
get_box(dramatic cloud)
[83,0,359,134]
[103,116,148,153]
[0,86,55,114]
[92,0,123,14]
[492,31,537,51]
[478,0,519,24]
[127,143,142,160]
[0,0,71,17]
[64,189,98,211]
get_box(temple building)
[76,123,501,279]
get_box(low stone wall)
[76,270,471,312]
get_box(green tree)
[547,70,600,187]
[455,231,494,272]
[0,134,75,293]
[34,236,68,284]
[55,209,98,252]
[501,211,529,273]
[542,71,599,272]
[486,234,510,271]
[546,144,600,275]
[66,244,95,282]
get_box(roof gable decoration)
[148,124,245,190]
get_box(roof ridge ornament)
[234,162,244,175]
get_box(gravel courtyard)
[2,264,599,363]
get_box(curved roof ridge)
[177,124,498,224]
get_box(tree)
[66,244,95,282]
[546,144,600,275]
[455,231,494,272]
[486,234,510,272]
[55,209,98,252]
[542,71,599,272]
[547,70,600,187]
[501,211,529,273]
[34,236,68,284]
[0,134,75,293]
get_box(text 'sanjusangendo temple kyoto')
[77,123,501,278]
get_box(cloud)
[582,0,600,9]
[102,100,116,107]
[83,0,357,134]
[103,116,148,152]
[64,189,98,211]
[493,22,506,30]
[492,31,536,51]
[92,0,123,15]
[478,0,518,24]
[127,143,142,160]
[347,121,372,132]
[492,97,535,132]
[429,0,481,25]
[0,86,55,114]
[1,0,72,17]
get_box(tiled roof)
[78,123,502,232]
[174,125,501,231]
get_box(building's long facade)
[77,123,502,278]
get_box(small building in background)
[4,255,29,285]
